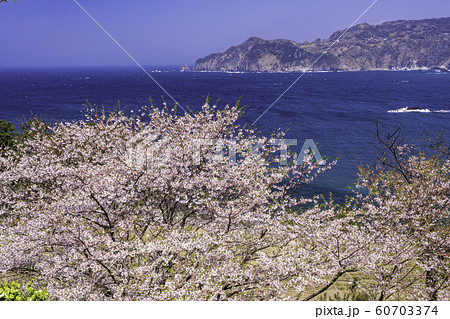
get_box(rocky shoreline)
[184,67,448,73]
[193,17,450,73]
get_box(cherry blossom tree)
[352,129,450,301]
[0,104,448,300]
[0,103,335,300]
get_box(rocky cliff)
[194,17,450,72]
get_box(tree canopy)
[0,104,448,300]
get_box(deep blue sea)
[0,66,449,202]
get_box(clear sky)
[1,0,449,67]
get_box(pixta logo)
[125,132,324,169]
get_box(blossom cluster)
[0,103,448,300]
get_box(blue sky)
[1,0,449,67]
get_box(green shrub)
[0,120,18,150]
[0,280,48,301]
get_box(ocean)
[0,66,449,202]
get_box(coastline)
[186,67,448,74]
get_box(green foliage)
[17,117,49,143]
[0,118,50,154]
[0,120,18,151]
[0,280,48,301]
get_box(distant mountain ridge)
[194,17,450,72]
